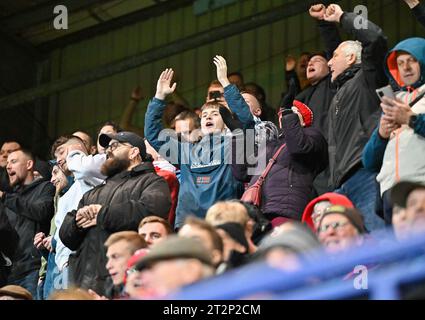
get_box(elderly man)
[315,3,388,231]
[317,205,366,254]
[59,131,171,296]
[134,236,215,298]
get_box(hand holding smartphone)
[376,85,395,102]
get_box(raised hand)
[219,105,242,131]
[155,68,177,100]
[403,0,420,9]
[285,55,297,72]
[213,55,231,88]
[309,4,326,20]
[131,86,144,101]
[324,4,344,23]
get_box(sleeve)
[0,204,19,258]
[144,98,182,166]
[412,2,425,29]
[97,176,171,232]
[230,129,251,183]
[279,71,300,109]
[281,113,327,156]
[66,151,106,182]
[223,84,255,128]
[340,12,388,89]
[3,182,55,223]
[317,20,342,59]
[58,198,88,251]
[361,126,388,172]
[413,113,425,137]
[119,99,145,137]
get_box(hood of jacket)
[385,37,425,91]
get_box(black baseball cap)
[99,131,147,159]
[391,181,425,208]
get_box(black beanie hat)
[216,222,249,252]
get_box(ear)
[27,159,34,171]
[129,147,140,161]
[211,249,223,266]
[246,219,255,237]
[253,108,262,117]
[346,53,356,66]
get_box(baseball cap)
[99,131,147,159]
[135,236,213,271]
[390,181,425,208]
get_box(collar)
[110,162,155,180]
[333,64,362,89]
[13,177,45,193]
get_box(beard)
[101,153,131,177]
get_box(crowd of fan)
[1,1,425,300]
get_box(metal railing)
[172,229,425,300]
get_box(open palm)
[155,68,177,100]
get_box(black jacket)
[412,1,425,29]
[327,12,388,188]
[0,203,18,286]
[2,178,55,281]
[59,162,171,296]
[296,74,335,138]
[0,167,13,193]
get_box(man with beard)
[0,141,21,193]
[59,131,171,296]
[0,149,55,297]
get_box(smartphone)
[209,91,222,101]
[376,85,395,102]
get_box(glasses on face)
[318,221,350,234]
[126,267,140,276]
[106,141,131,152]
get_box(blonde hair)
[138,216,173,234]
[48,288,94,300]
[205,201,249,227]
[104,231,147,254]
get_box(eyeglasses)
[106,141,131,152]
[126,267,140,276]
[318,221,350,234]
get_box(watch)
[408,114,418,129]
